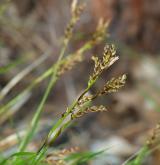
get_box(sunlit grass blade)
[0,152,37,165]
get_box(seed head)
[58,52,83,76]
[72,105,108,119]
[98,74,127,95]
[88,44,119,86]
[64,1,85,43]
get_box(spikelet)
[64,0,85,43]
[58,52,83,76]
[77,95,93,106]
[102,44,118,68]
[72,105,107,119]
[88,44,119,86]
[98,74,127,95]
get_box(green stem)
[18,41,69,152]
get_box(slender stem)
[18,39,69,152]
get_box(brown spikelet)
[77,95,93,106]
[64,1,85,43]
[102,44,117,67]
[98,74,127,95]
[88,44,119,86]
[58,52,83,76]
[72,105,107,119]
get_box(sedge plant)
[0,0,127,165]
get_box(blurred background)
[0,0,160,164]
